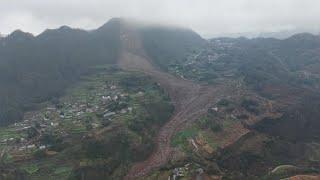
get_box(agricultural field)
[0,66,174,179]
[171,98,249,156]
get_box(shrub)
[241,99,260,114]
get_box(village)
[166,39,240,84]
[0,70,140,164]
[0,67,177,179]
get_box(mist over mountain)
[0,18,203,126]
[212,29,320,39]
[1,18,320,126]
[1,17,320,179]
[0,20,120,125]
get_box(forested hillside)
[0,19,121,125]
[0,18,204,126]
[140,26,205,70]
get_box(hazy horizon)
[1,0,320,38]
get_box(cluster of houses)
[0,109,58,154]
[210,39,235,50]
[0,82,137,159]
[167,43,233,79]
[169,163,204,180]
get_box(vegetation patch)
[199,116,223,132]
[172,128,199,150]
[0,128,25,141]
[21,164,39,174]
[54,166,73,175]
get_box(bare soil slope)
[118,23,235,179]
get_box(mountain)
[0,22,119,125]
[139,25,206,70]
[0,18,204,126]
[214,29,320,39]
[258,30,310,39]
[1,18,320,179]
[149,33,320,178]
[1,19,318,128]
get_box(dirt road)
[118,23,229,179]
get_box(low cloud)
[1,0,320,37]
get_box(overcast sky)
[0,0,320,38]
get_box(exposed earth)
[1,18,320,179]
[118,22,248,179]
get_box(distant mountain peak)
[10,29,33,36]
[287,32,318,40]
[6,30,34,42]
[58,25,72,31]
[37,25,87,40]
[108,17,125,23]
[97,18,125,31]
[40,26,73,35]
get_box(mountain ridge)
[0,18,204,126]
[1,18,320,179]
